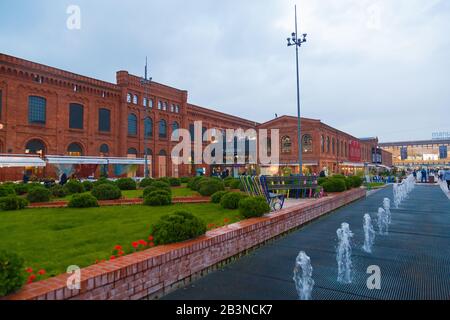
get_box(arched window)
[332,138,335,154]
[133,94,138,104]
[128,114,137,135]
[172,121,180,139]
[321,135,325,153]
[159,119,167,138]
[144,117,153,137]
[159,149,167,156]
[326,136,330,153]
[281,136,292,153]
[67,143,83,156]
[100,144,109,156]
[126,93,132,103]
[127,148,138,156]
[302,134,313,153]
[25,139,46,155]
[69,103,84,129]
[337,139,340,156]
[28,96,46,124]
[144,148,152,156]
[344,142,348,157]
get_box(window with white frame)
[133,94,138,104]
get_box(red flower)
[110,255,116,260]
[114,245,122,251]
[25,267,33,273]
[148,235,154,241]
[118,250,124,256]
[138,239,147,246]
[148,242,155,247]
[37,269,46,275]
[27,274,36,284]
[224,218,230,223]
[132,241,139,248]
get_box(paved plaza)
[165,185,450,300]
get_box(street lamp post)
[141,57,152,178]
[287,5,307,175]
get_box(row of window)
[27,96,112,132]
[128,114,179,139]
[126,93,181,113]
[281,135,313,154]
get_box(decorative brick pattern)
[3,188,365,300]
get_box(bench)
[261,175,322,199]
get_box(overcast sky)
[1,0,449,142]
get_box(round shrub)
[63,180,85,195]
[0,250,25,297]
[322,178,347,193]
[180,176,191,184]
[150,211,206,245]
[220,192,246,209]
[115,178,137,190]
[198,179,225,197]
[168,177,181,187]
[187,176,206,191]
[68,193,99,208]
[0,185,15,198]
[50,184,67,198]
[211,191,229,204]
[13,184,29,196]
[0,196,28,211]
[238,196,270,218]
[93,178,116,188]
[156,177,171,185]
[143,190,172,206]
[223,176,234,187]
[348,175,363,188]
[317,177,328,186]
[229,179,242,190]
[26,186,51,203]
[91,184,122,200]
[82,180,94,192]
[143,181,171,198]
[139,177,154,188]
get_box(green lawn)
[0,203,240,278]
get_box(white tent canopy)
[0,155,46,168]
[45,155,148,165]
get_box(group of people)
[412,167,450,192]
[438,169,450,191]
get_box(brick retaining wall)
[4,188,365,300]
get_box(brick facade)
[0,53,391,180]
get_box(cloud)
[0,0,449,142]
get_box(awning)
[0,155,46,168]
[260,161,319,166]
[46,156,108,165]
[340,162,365,167]
[105,157,148,165]
[376,164,392,170]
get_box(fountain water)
[377,207,389,235]
[393,174,415,208]
[336,223,353,284]
[362,214,376,253]
[293,251,315,300]
[383,198,391,224]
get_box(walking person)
[445,169,450,193]
[421,168,427,183]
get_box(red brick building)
[0,53,391,180]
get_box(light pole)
[287,5,307,175]
[141,57,152,178]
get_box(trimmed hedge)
[143,181,171,197]
[50,184,67,198]
[168,177,182,187]
[82,181,94,192]
[322,178,347,193]
[150,211,206,245]
[348,175,363,188]
[180,177,191,184]
[12,184,29,196]
[0,196,28,211]
[0,250,25,297]
[63,180,85,195]
[211,191,229,204]
[223,176,234,187]
[139,178,154,188]
[143,190,172,206]
[229,179,242,190]
[26,186,51,203]
[238,196,270,218]
[68,193,99,208]
[0,185,15,198]
[220,192,246,209]
[198,178,225,196]
[187,176,206,191]
[91,184,122,200]
[93,178,116,188]
[115,178,137,190]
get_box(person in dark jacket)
[59,173,68,186]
